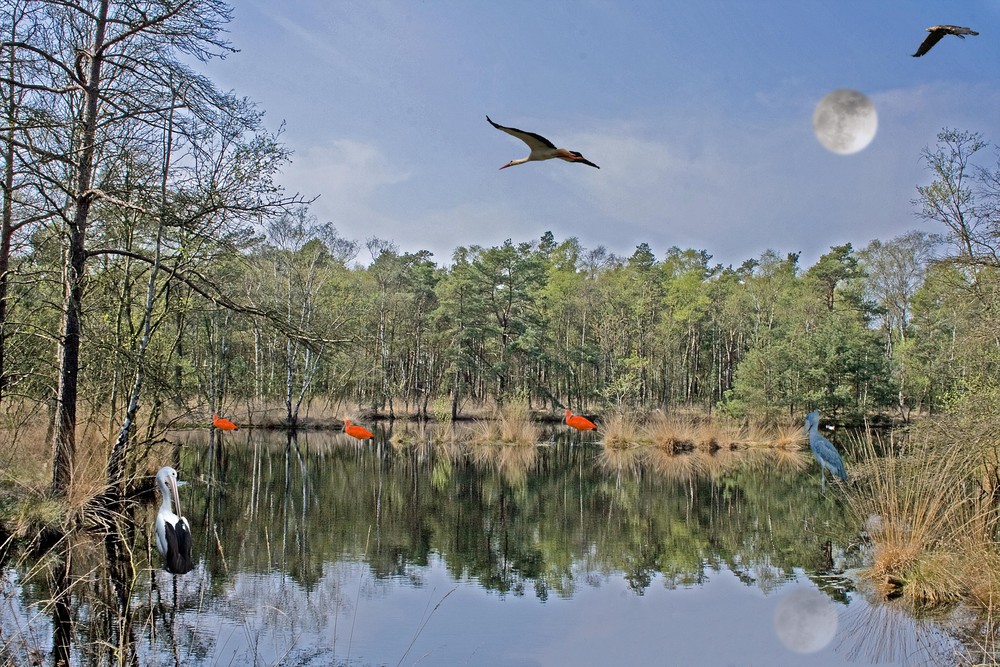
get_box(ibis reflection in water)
[805,411,847,492]
[155,466,194,575]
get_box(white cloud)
[279,139,411,241]
[537,81,1000,267]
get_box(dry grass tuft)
[737,419,773,448]
[846,430,971,606]
[645,414,731,452]
[645,414,697,451]
[600,413,643,449]
[470,402,539,446]
[772,422,805,450]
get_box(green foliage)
[5,14,1000,470]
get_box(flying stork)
[155,466,194,575]
[487,116,599,170]
[912,25,979,57]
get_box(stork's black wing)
[487,116,557,151]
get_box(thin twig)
[397,585,459,667]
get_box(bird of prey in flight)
[912,25,979,57]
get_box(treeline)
[214,217,961,423]
[1,2,998,496]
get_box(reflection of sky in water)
[0,430,965,665]
[116,558,945,666]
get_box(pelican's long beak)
[169,476,183,517]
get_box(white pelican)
[154,466,194,574]
[487,116,599,169]
[912,25,978,57]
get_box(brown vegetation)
[845,414,1000,612]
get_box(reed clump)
[470,401,539,446]
[845,428,980,608]
[645,414,700,452]
[771,422,805,450]
[600,412,642,449]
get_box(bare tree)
[915,128,997,265]
[1,0,303,495]
[260,208,355,424]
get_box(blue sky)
[200,1,1000,267]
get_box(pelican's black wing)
[487,116,556,151]
[164,519,195,574]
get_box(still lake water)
[1,425,965,666]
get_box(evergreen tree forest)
[2,1,999,500]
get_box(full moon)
[812,89,878,154]
[774,587,839,653]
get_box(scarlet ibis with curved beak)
[213,413,238,431]
[343,418,374,440]
[565,409,597,431]
[155,466,194,575]
[488,116,599,170]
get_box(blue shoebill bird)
[155,466,194,574]
[804,411,847,492]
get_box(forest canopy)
[1,2,999,497]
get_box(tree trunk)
[52,0,109,495]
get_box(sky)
[197,1,1000,268]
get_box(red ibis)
[565,409,597,432]
[343,418,374,440]
[487,116,599,170]
[213,413,238,431]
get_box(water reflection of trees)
[2,427,986,664]
[173,428,854,603]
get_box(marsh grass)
[600,413,642,449]
[600,412,804,453]
[0,404,121,540]
[846,430,972,606]
[646,414,705,451]
[735,419,803,449]
[470,402,539,446]
[771,422,806,450]
[654,414,738,451]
